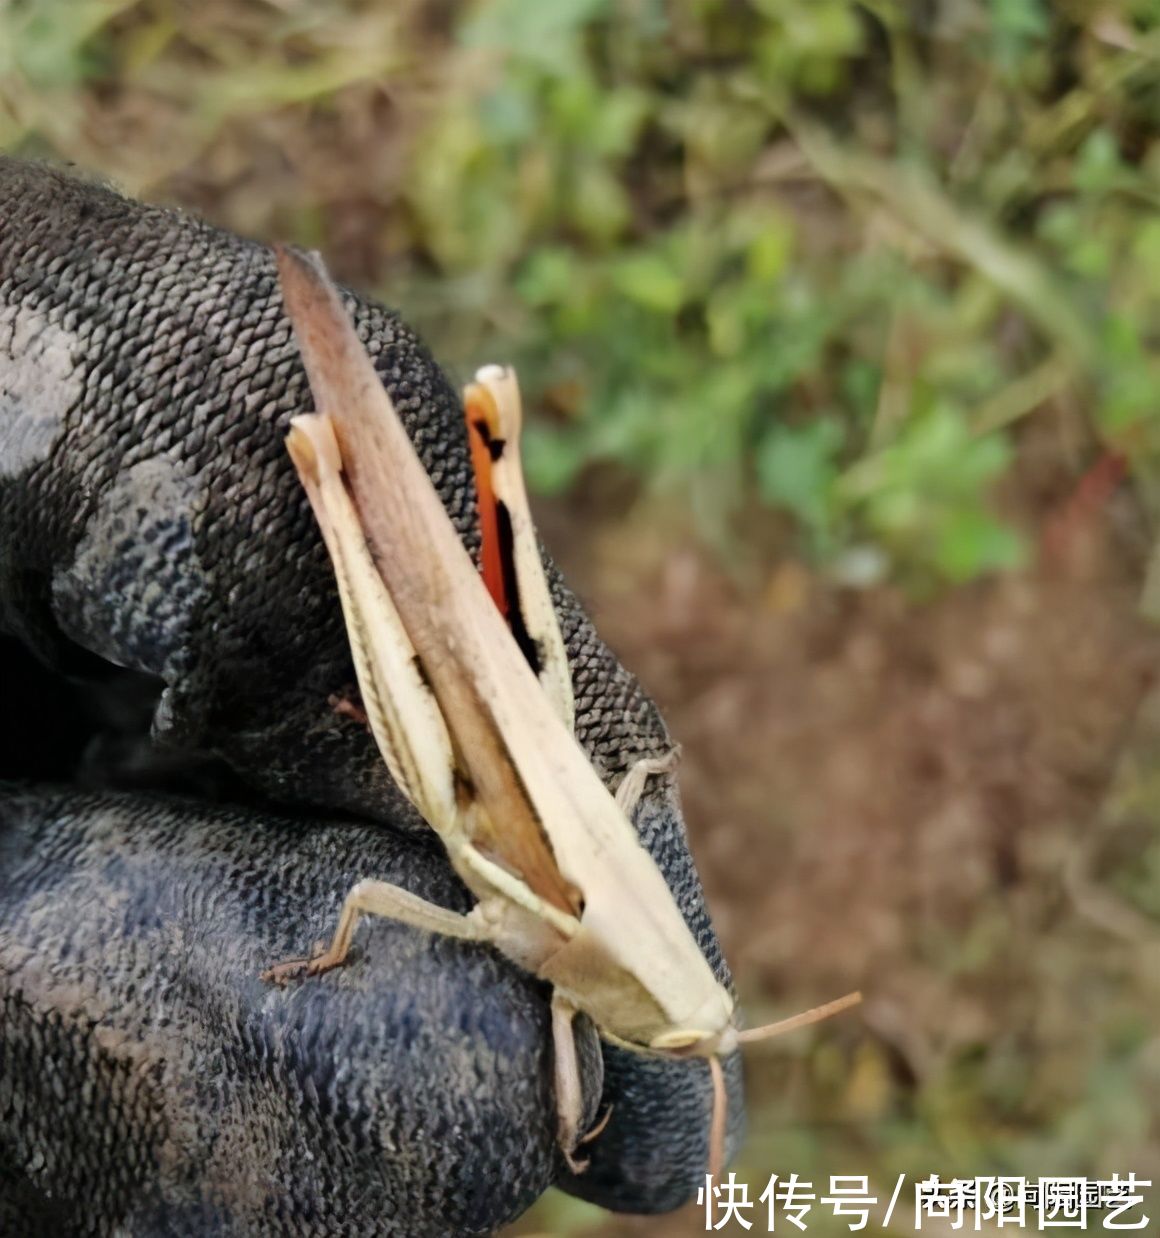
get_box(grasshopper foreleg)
[261,879,487,983]
[613,748,681,820]
[551,994,589,1174]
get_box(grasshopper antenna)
[736,990,863,1045]
[708,1055,727,1182]
[707,990,863,1183]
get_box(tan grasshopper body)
[270,247,859,1176]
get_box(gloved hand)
[0,158,743,1236]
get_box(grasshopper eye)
[650,1028,714,1052]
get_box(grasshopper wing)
[278,248,580,918]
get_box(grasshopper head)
[647,992,864,1182]
[644,1024,738,1186]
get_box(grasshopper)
[265,247,861,1178]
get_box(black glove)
[0,158,743,1235]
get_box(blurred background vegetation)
[4,1,1160,1233]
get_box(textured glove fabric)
[1,788,594,1235]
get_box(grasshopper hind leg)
[464,366,575,734]
[260,879,487,984]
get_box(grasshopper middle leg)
[551,994,588,1173]
[614,748,681,820]
[549,992,615,1174]
[261,879,486,983]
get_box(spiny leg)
[614,748,681,819]
[551,993,589,1174]
[261,879,486,983]
[287,415,460,831]
[464,366,575,734]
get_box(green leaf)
[609,252,685,314]
[479,84,537,143]
[934,510,1026,583]
[516,248,579,307]
[521,423,585,495]
[757,418,844,541]
[988,0,1048,71]
[567,163,632,242]
[459,0,611,74]
[746,213,795,282]
[1074,129,1123,195]
[7,0,131,86]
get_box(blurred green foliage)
[3,6,1160,1234]
[394,0,1160,587]
[3,1,1160,587]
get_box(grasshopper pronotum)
[265,247,861,1178]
